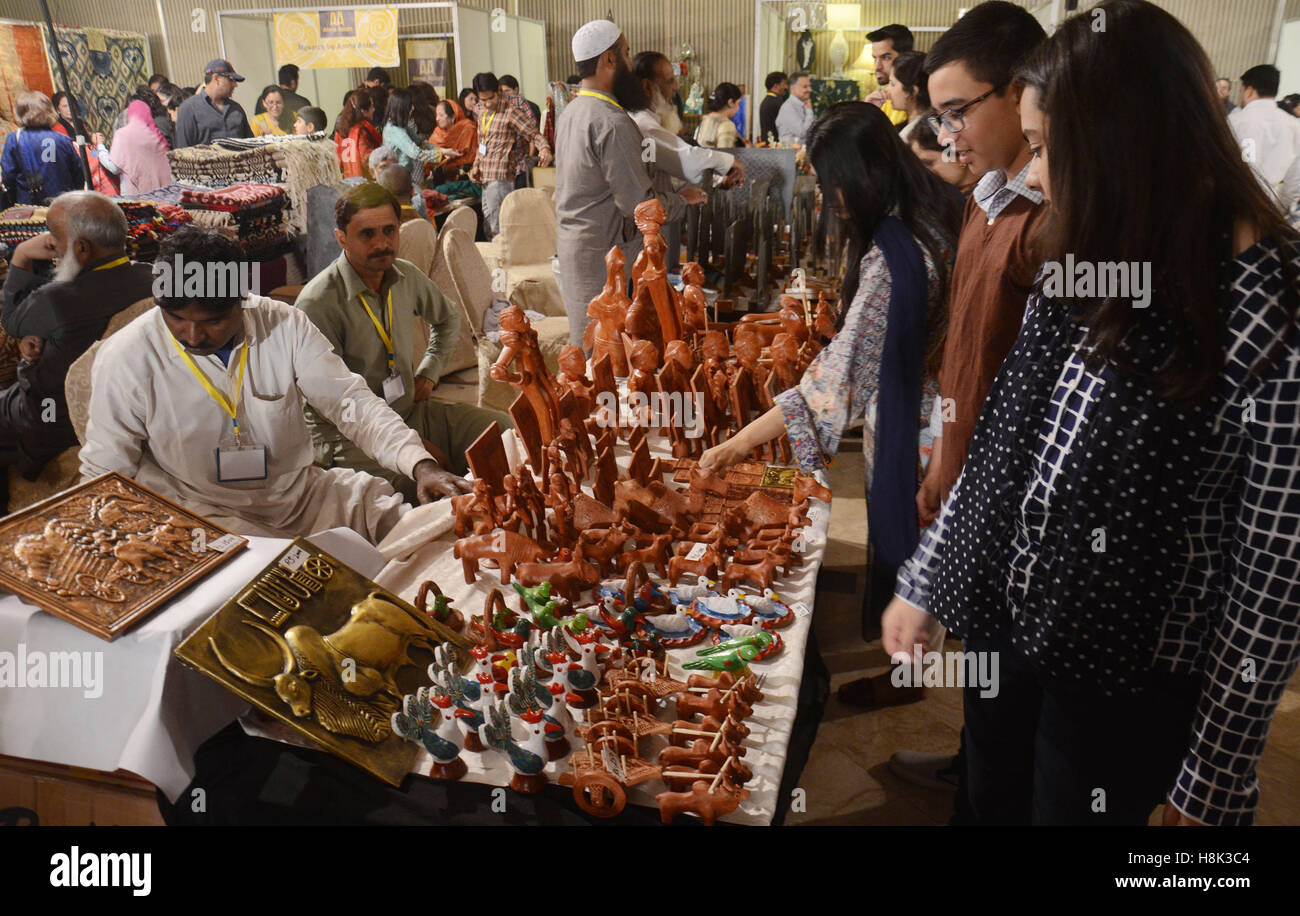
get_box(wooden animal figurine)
[415,579,465,632]
[490,304,561,444]
[668,539,724,586]
[655,771,749,826]
[812,291,836,344]
[454,530,549,585]
[577,524,631,578]
[617,530,676,579]
[515,544,600,603]
[720,549,790,592]
[479,700,554,793]
[677,685,754,722]
[392,686,468,781]
[792,473,833,505]
[584,246,632,377]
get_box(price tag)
[208,533,242,552]
[279,545,310,571]
[790,600,812,618]
[685,542,707,561]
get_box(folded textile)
[180,182,285,212]
[210,131,328,151]
[435,180,481,200]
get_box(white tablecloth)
[371,427,832,825]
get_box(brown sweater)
[938,191,1044,499]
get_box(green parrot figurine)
[683,642,763,674]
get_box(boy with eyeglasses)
[874,1,1047,819]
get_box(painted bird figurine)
[392,686,468,780]
[683,637,770,675]
[669,577,720,607]
[478,700,557,793]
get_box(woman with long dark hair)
[885,51,929,142]
[884,0,1300,826]
[701,101,962,701]
[334,86,382,179]
[381,87,441,183]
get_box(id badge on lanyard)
[169,331,268,481]
[359,288,404,403]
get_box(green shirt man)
[295,183,510,501]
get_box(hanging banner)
[274,8,399,69]
[405,39,447,91]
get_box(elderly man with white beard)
[628,51,745,273]
[0,191,154,506]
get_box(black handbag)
[14,129,48,204]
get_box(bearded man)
[0,191,154,502]
[628,51,744,275]
[554,20,705,349]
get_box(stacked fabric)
[123,181,219,208]
[118,200,192,261]
[168,136,340,236]
[180,183,283,212]
[210,131,328,151]
[0,205,49,247]
[167,144,285,187]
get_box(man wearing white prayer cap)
[555,19,704,349]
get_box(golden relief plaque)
[0,472,248,641]
[175,540,471,786]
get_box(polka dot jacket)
[895,238,1300,825]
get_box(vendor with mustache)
[294,181,510,504]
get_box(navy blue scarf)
[867,216,927,585]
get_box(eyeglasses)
[925,82,1008,134]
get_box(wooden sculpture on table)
[555,344,596,417]
[812,291,837,345]
[584,247,632,377]
[769,332,802,394]
[451,478,500,539]
[629,198,681,346]
[491,305,561,448]
[626,339,660,431]
[453,529,549,584]
[679,261,709,344]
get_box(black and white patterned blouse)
[895,238,1300,826]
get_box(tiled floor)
[787,450,1300,826]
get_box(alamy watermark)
[152,255,260,301]
[594,390,705,438]
[891,644,1000,698]
[1041,254,1152,308]
[0,643,103,698]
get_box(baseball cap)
[204,59,245,81]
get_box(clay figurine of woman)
[491,304,561,443]
[584,246,632,377]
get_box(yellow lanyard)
[357,288,396,373]
[169,333,250,435]
[482,111,497,135]
[578,89,624,111]
[92,255,129,271]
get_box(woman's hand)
[881,595,938,659]
[698,436,746,472]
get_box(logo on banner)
[319,9,356,37]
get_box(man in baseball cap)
[174,58,251,148]
[554,20,701,348]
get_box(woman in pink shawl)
[100,100,173,195]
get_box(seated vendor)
[79,226,465,541]
[1,191,155,499]
[295,182,510,502]
[375,162,427,222]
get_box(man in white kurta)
[80,292,434,541]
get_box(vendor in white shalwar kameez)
[628,50,745,274]
[554,19,705,348]
[80,227,462,541]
